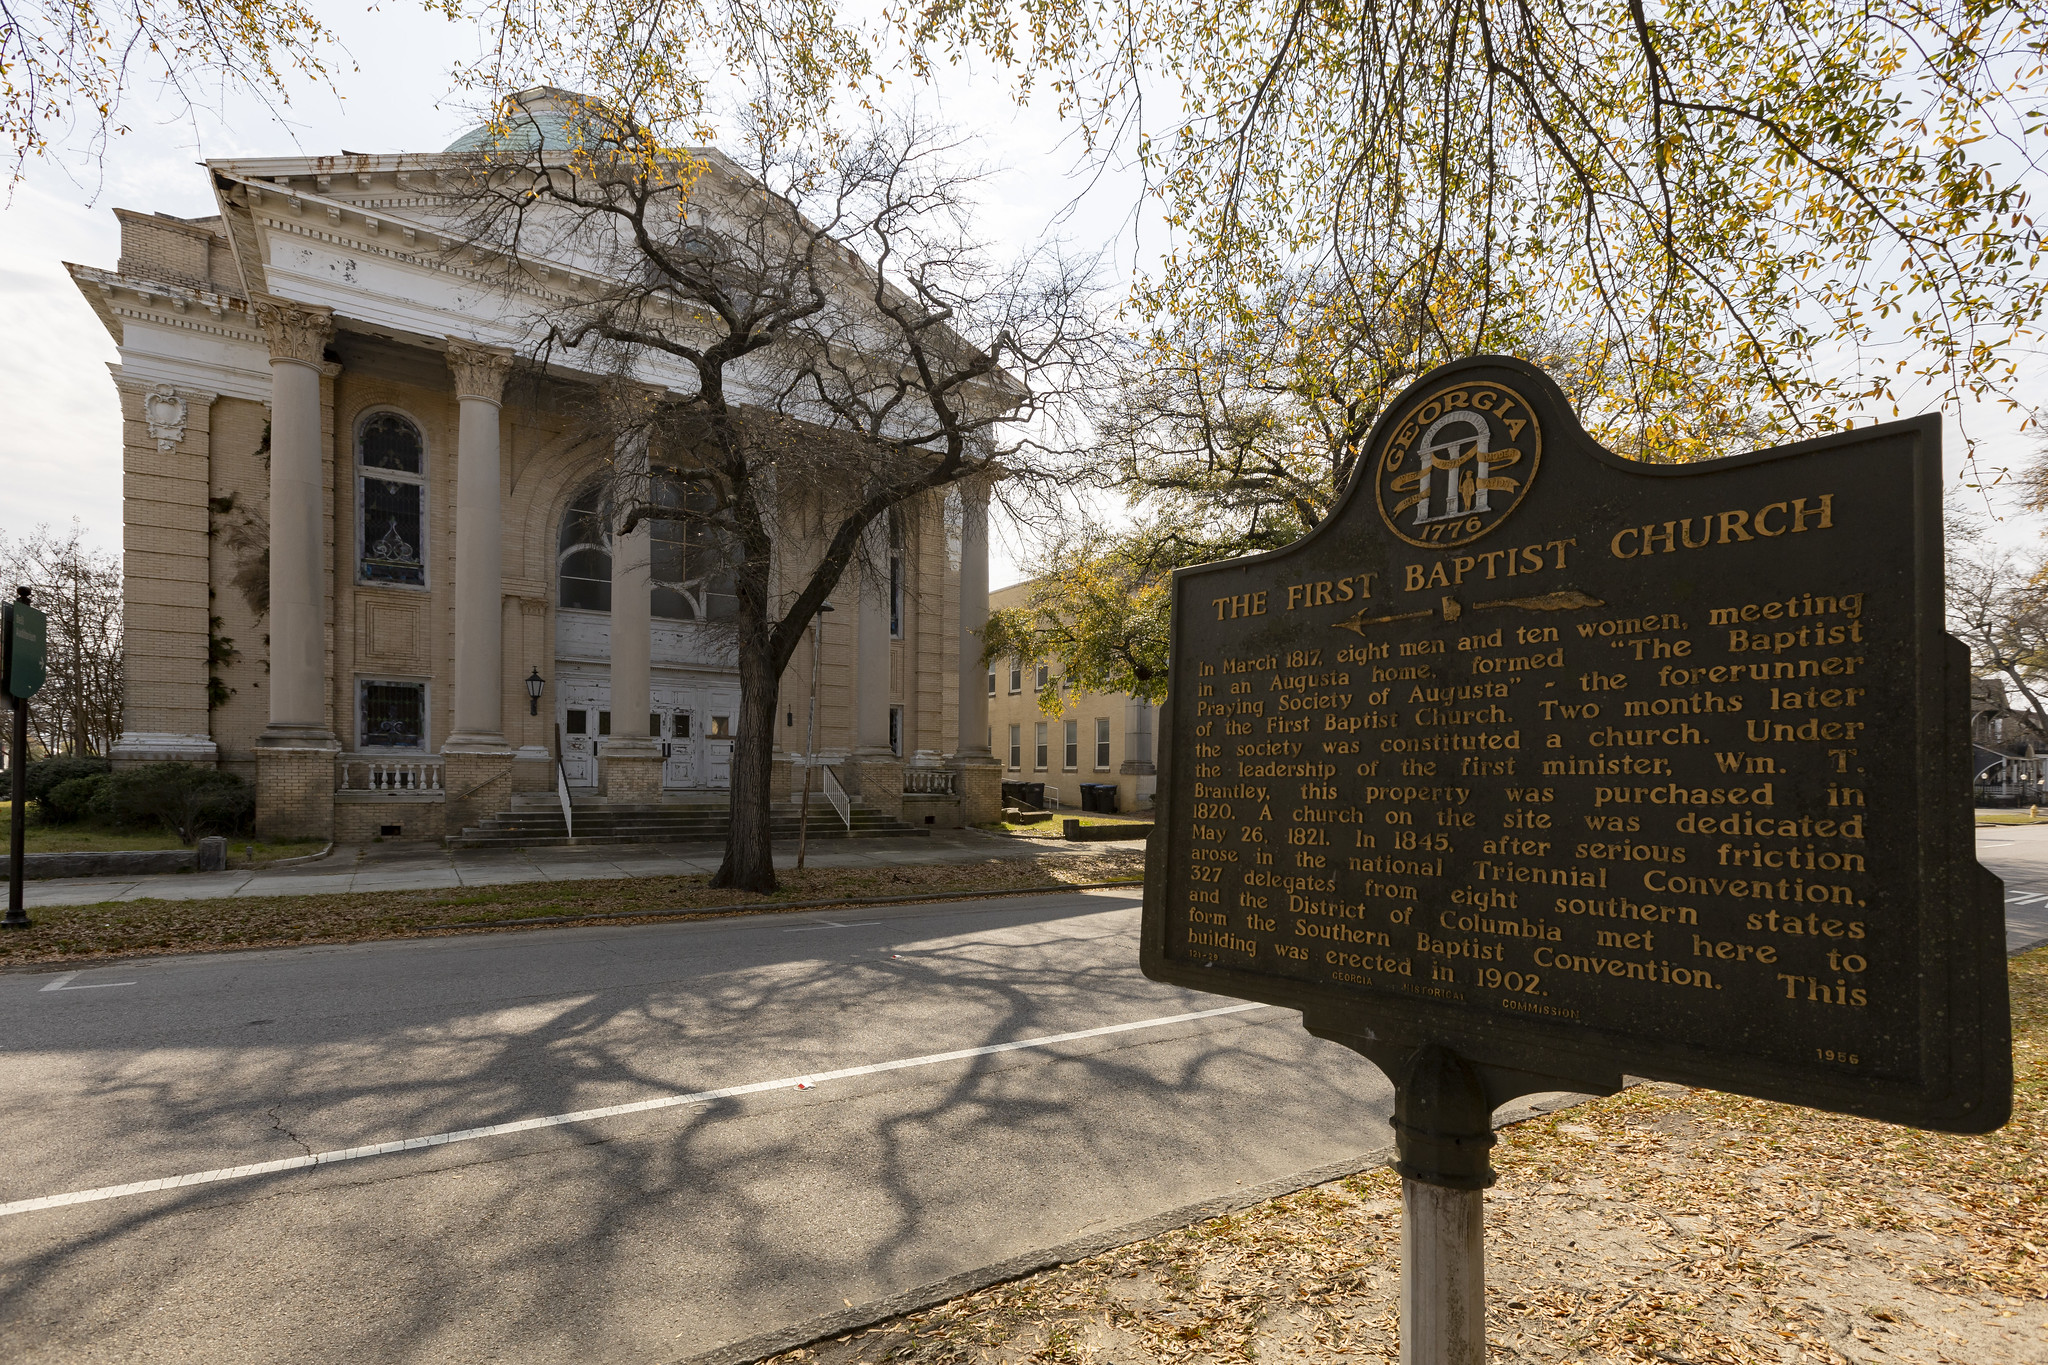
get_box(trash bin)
[1080,783,1118,814]
[1002,780,1047,810]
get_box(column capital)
[249,293,336,367]
[446,338,517,405]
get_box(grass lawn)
[782,947,2047,1365]
[977,811,1155,839]
[0,804,324,864]
[7,819,188,853]
[1977,810,2048,826]
[0,849,1147,965]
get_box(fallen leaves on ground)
[778,948,2048,1365]
[0,851,1146,966]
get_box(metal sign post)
[1141,357,2012,1363]
[796,601,833,872]
[5,585,46,929]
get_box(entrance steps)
[448,795,929,849]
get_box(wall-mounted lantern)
[525,667,545,716]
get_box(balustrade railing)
[903,767,957,796]
[336,756,444,793]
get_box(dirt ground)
[776,949,2047,1365]
[0,850,1146,966]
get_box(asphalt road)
[0,888,1399,1364]
[1973,824,2048,952]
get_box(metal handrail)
[821,764,852,830]
[553,722,574,840]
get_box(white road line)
[2006,893,2048,905]
[0,1001,1267,1220]
[783,919,882,932]
[38,973,136,992]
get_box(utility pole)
[795,601,833,871]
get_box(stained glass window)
[357,413,425,586]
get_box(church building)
[68,98,1000,842]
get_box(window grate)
[359,680,426,749]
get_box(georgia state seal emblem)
[1372,380,1541,548]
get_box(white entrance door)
[704,710,734,788]
[560,705,607,787]
[659,708,697,788]
[556,676,612,789]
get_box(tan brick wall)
[850,754,904,820]
[334,796,445,843]
[256,746,336,838]
[442,751,513,833]
[117,380,214,749]
[114,210,218,289]
[601,749,662,801]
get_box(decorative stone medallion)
[145,386,189,452]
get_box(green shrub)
[106,763,254,844]
[26,755,111,807]
[42,774,110,824]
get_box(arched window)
[357,412,426,586]
[650,477,739,622]
[557,482,612,611]
[555,475,740,619]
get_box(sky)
[0,4,2042,585]
[0,3,1150,588]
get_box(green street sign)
[5,599,45,700]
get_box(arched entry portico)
[553,478,743,794]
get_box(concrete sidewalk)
[17,829,1145,908]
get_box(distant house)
[1971,675,2045,752]
[1971,675,2044,799]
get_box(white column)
[610,516,652,737]
[442,339,515,753]
[606,431,657,761]
[954,479,992,758]
[856,520,893,754]
[251,294,336,743]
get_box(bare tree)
[0,521,123,755]
[1947,534,2048,744]
[443,96,1108,891]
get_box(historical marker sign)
[1143,357,2011,1133]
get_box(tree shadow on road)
[0,895,1394,1363]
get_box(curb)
[669,1090,1592,1365]
[426,879,1148,931]
[249,840,336,870]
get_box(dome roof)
[444,88,600,154]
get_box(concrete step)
[444,827,932,850]
[460,815,914,830]
[447,797,931,848]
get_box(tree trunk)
[715,629,784,892]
